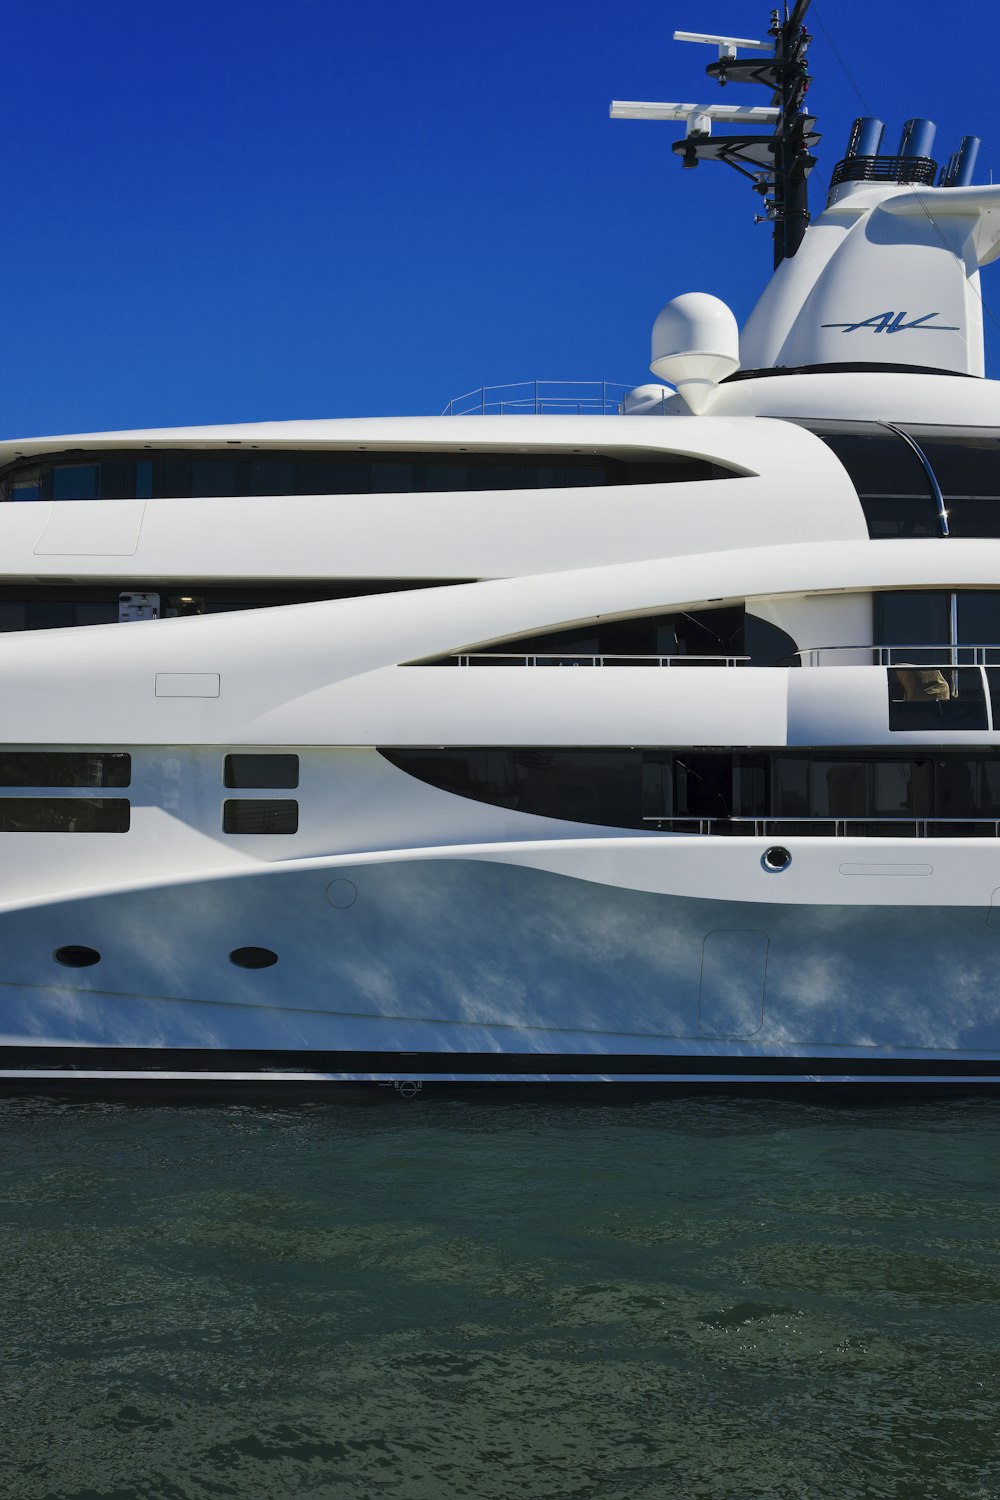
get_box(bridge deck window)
[0,448,744,502]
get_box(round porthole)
[229,946,278,969]
[54,945,101,968]
[762,846,792,872]
[326,879,357,909]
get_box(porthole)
[54,945,101,967]
[229,946,278,969]
[762,846,792,872]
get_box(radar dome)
[650,293,740,413]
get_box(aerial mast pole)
[772,0,813,267]
[610,1,818,269]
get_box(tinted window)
[902,428,1000,538]
[875,591,951,649]
[224,754,299,788]
[223,799,298,834]
[0,752,129,787]
[0,798,129,831]
[795,421,940,538]
[51,464,99,501]
[0,448,744,502]
[421,606,768,667]
[958,592,1000,648]
[381,748,1000,832]
[889,666,988,730]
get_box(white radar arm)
[672,30,772,59]
[610,101,780,139]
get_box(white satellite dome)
[650,292,740,413]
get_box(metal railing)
[641,815,1000,838]
[442,380,634,417]
[830,153,937,187]
[450,652,751,668]
[797,644,1000,667]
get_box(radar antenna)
[611,0,817,268]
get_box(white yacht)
[4,1,1000,1092]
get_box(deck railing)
[449,652,751,668]
[641,815,1000,837]
[797,644,1000,667]
[441,380,636,417]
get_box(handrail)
[642,815,1000,837]
[441,380,635,417]
[796,644,1000,667]
[450,652,752,667]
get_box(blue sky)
[2,0,997,437]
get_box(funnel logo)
[821,311,960,334]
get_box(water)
[3,1094,1000,1500]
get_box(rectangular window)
[250,460,297,496]
[76,602,118,627]
[135,460,154,499]
[957,592,1000,651]
[224,754,299,788]
[52,464,100,501]
[191,460,238,497]
[296,459,370,495]
[889,667,988,730]
[874,591,950,652]
[371,461,414,493]
[223,799,298,834]
[871,760,932,817]
[26,602,75,630]
[0,798,130,831]
[0,752,130,787]
[0,603,26,631]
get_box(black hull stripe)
[3,1046,1000,1079]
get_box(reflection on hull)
[2,857,1000,1086]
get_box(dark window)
[0,579,473,633]
[888,666,988,730]
[902,428,1000,538]
[76,603,118,627]
[0,752,130,787]
[191,460,238,497]
[958,593,1000,654]
[0,447,745,503]
[874,591,951,660]
[223,800,298,834]
[224,754,299,789]
[380,747,1000,833]
[27,602,75,631]
[10,472,40,502]
[876,589,1000,664]
[418,605,775,667]
[0,799,130,831]
[794,421,940,538]
[51,463,99,501]
[0,603,26,630]
[250,460,296,496]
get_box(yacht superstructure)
[4,2,1000,1090]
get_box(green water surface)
[3,1095,1000,1500]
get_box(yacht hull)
[3,852,1000,1088]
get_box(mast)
[611,0,818,268]
[770,1,813,266]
